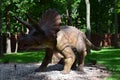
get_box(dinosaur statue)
[15,9,100,74]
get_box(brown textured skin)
[35,26,100,73]
[15,9,100,74]
[56,26,87,73]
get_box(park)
[0,0,120,80]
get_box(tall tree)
[5,4,11,54]
[85,0,91,53]
[0,0,3,56]
[14,21,18,53]
[114,0,119,48]
[85,0,91,40]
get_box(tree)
[14,21,18,53]
[66,0,72,25]
[90,0,115,34]
[5,4,12,54]
[114,0,119,48]
[0,0,3,56]
[85,0,91,53]
[1,0,35,53]
[85,0,91,39]
[1,0,119,51]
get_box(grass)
[0,50,45,63]
[0,48,120,80]
[86,48,120,80]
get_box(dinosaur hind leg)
[61,47,75,74]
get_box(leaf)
[13,0,19,3]
[15,4,21,8]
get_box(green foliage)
[1,0,35,33]
[1,0,119,34]
[71,0,81,19]
[90,0,115,34]
[117,0,120,13]
[86,48,120,80]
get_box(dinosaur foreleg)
[35,48,53,72]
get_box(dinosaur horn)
[14,16,33,30]
[25,14,39,27]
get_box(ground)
[0,63,110,80]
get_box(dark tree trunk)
[118,14,120,33]
[0,0,3,56]
[114,0,119,48]
[5,5,11,54]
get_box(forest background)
[0,0,120,54]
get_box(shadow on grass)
[86,48,120,80]
[0,50,45,63]
[1,48,120,80]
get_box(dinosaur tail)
[85,38,101,50]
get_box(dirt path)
[0,63,110,80]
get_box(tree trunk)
[66,0,72,26]
[6,5,11,54]
[14,21,19,53]
[0,0,3,56]
[14,33,18,53]
[85,0,91,53]
[85,0,91,39]
[114,0,119,48]
[66,9,72,26]
[6,32,11,54]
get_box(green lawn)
[0,50,45,63]
[87,48,120,80]
[0,48,120,80]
